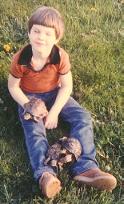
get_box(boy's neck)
[31,48,50,70]
[32,48,49,61]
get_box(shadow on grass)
[0,79,34,203]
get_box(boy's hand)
[45,110,58,129]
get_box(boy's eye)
[34,29,40,33]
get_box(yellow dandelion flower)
[3,44,11,52]
[90,7,97,12]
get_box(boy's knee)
[79,108,92,120]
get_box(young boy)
[8,6,117,198]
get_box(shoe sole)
[74,175,117,191]
[44,180,62,198]
[41,176,62,198]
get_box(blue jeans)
[18,87,98,181]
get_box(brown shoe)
[73,168,117,191]
[39,172,62,198]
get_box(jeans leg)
[18,105,56,181]
[60,97,98,177]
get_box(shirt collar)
[18,44,60,66]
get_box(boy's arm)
[45,71,72,129]
[51,71,73,114]
[8,74,29,107]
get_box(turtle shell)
[47,143,62,160]
[60,137,82,160]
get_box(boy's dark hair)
[28,6,65,40]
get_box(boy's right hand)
[45,109,58,129]
[23,98,48,122]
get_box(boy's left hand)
[45,110,58,129]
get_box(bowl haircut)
[28,6,65,40]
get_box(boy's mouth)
[35,41,45,46]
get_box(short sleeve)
[10,53,24,78]
[58,48,71,75]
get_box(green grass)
[0,0,123,203]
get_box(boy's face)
[28,25,58,57]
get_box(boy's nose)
[38,33,46,41]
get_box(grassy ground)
[0,0,123,203]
